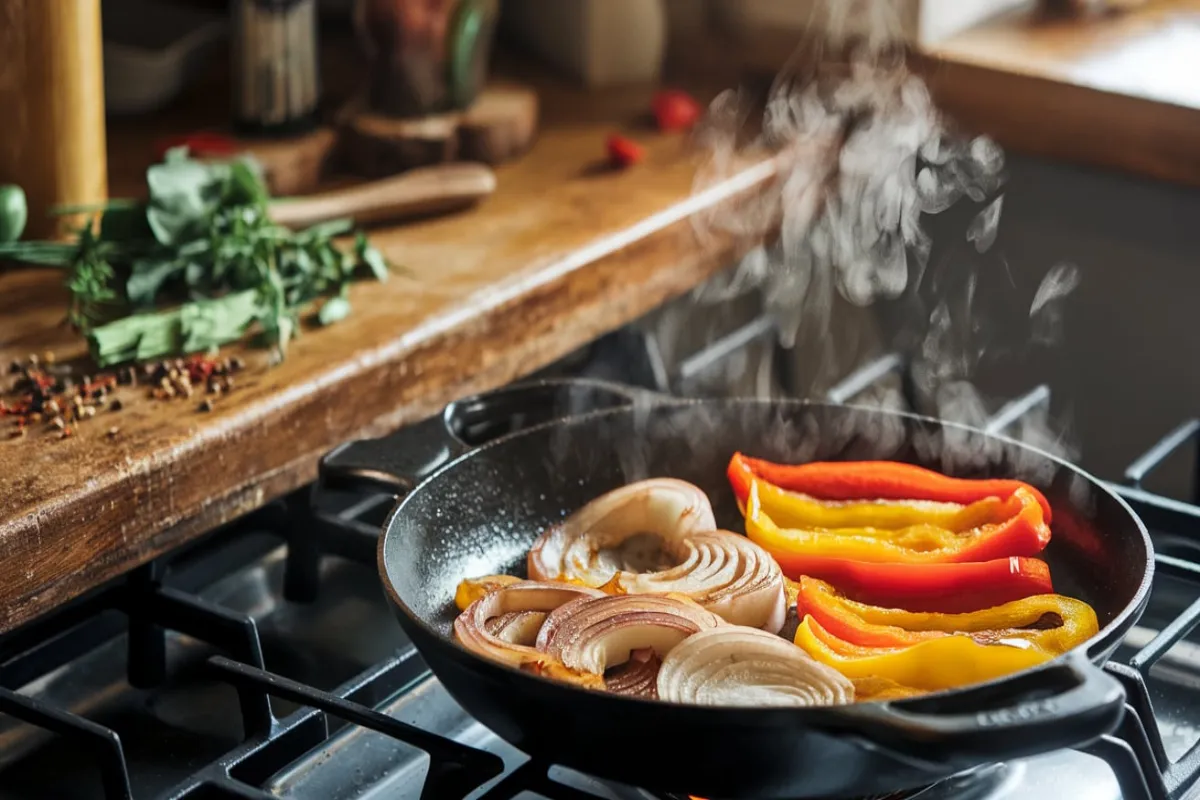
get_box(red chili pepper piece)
[785,557,1054,614]
[154,132,240,161]
[727,452,1053,523]
[606,134,645,168]
[652,89,702,132]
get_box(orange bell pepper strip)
[727,453,1053,523]
[743,481,1051,566]
[794,615,1053,692]
[797,577,1098,655]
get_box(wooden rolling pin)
[268,163,497,229]
[0,0,107,239]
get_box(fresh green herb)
[88,290,261,365]
[0,148,393,366]
[318,294,352,326]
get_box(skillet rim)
[377,396,1155,712]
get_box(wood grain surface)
[685,0,1200,188]
[0,75,778,634]
[919,0,1200,188]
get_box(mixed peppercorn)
[1,353,245,440]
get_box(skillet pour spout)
[321,378,1152,799]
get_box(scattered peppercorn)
[1,353,245,438]
[199,399,214,412]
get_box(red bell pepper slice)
[727,453,1053,523]
[784,557,1053,614]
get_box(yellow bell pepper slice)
[794,614,1053,692]
[798,576,1099,655]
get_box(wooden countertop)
[0,75,776,633]
[917,0,1200,188]
[703,0,1200,188]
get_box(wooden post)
[0,0,108,239]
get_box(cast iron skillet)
[322,378,1153,800]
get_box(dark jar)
[354,0,498,118]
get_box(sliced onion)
[455,574,523,611]
[484,612,547,644]
[536,594,724,676]
[617,531,787,633]
[657,626,855,708]
[454,581,604,670]
[525,480,784,631]
[527,479,717,588]
[604,648,661,699]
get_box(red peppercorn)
[606,135,645,168]
[652,90,702,132]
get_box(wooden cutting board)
[340,83,539,178]
[233,84,538,194]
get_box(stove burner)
[1,335,1200,800]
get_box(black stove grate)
[4,334,1200,799]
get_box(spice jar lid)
[446,0,499,110]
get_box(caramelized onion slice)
[618,531,787,633]
[484,612,547,644]
[455,574,523,611]
[605,648,661,699]
[657,626,855,708]
[536,594,724,676]
[454,582,605,669]
[527,479,717,588]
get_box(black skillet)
[321,378,1153,800]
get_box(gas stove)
[1,307,1198,800]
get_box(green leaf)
[179,289,260,352]
[317,295,351,325]
[299,218,354,240]
[145,154,227,246]
[225,158,269,207]
[355,232,389,283]
[126,258,185,306]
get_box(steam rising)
[692,41,1006,347]
[677,0,1084,470]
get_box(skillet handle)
[837,650,1126,770]
[319,378,657,495]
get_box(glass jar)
[354,0,499,118]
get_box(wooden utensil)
[267,162,496,229]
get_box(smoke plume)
[678,0,1082,466]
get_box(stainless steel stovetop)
[1,316,1198,800]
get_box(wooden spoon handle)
[267,163,497,229]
